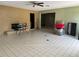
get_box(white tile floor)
[0,30,79,57]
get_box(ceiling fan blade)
[38,4,43,7]
[37,2,44,4]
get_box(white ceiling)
[0,1,79,11]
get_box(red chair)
[55,24,64,29]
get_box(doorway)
[41,13,55,29]
[30,13,35,29]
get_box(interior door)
[41,13,55,28]
[41,14,46,28]
[70,23,77,36]
[67,23,77,36]
[30,13,35,29]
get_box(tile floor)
[0,30,79,57]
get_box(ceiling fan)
[26,1,44,7]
